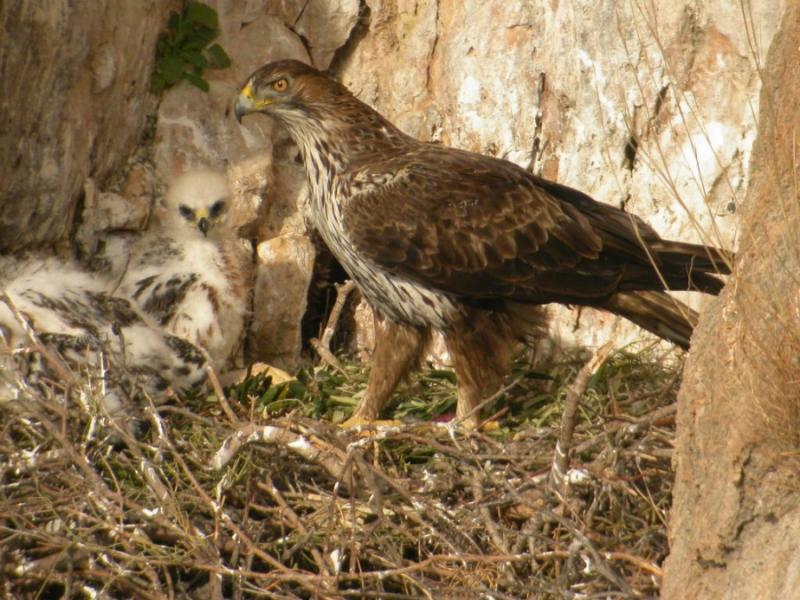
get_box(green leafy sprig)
[152,1,231,94]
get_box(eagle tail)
[602,290,699,350]
[650,240,733,295]
[652,240,733,272]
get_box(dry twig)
[551,342,614,494]
[310,279,356,372]
[212,421,350,482]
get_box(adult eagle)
[235,60,732,427]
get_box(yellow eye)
[272,78,288,92]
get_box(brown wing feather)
[343,144,729,303]
[343,145,641,303]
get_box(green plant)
[152,1,231,94]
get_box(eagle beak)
[234,95,250,124]
[234,81,266,123]
[198,217,210,236]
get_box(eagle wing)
[342,145,660,303]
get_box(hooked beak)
[234,95,250,124]
[234,81,264,123]
[198,217,210,236]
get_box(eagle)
[234,60,732,427]
[0,257,208,412]
[97,170,253,370]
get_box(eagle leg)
[345,312,428,424]
[446,308,518,429]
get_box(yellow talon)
[339,415,403,430]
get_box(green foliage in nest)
[223,347,680,434]
[152,1,231,94]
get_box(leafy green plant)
[152,1,231,94]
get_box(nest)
[0,347,679,599]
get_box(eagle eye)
[272,78,288,92]
[178,205,195,220]
[209,199,226,218]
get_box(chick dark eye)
[272,78,288,92]
[179,205,195,220]
[209,199,226,218]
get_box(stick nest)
[0,348,679,599]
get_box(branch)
[310,279,356,372]
[550,342,613,494]
[212,422,350,482]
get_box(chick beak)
[198,217,210,237]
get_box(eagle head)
[163,170,232,239]
[234,60,348,124]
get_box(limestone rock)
[226,153,270,236]
[254,143,310,240]
[75,175,153,259]
[2,0,785,363]
[0,0,179,253]
[119,162,162,219]
[249,235,315,371]
[294,0,362,67]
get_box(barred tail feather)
[652,240,734,275]
[603,290,699,350]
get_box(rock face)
[662,5,800,597]
[250,235,316,371]
[0,1,179,253]
[292,0,361,67]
